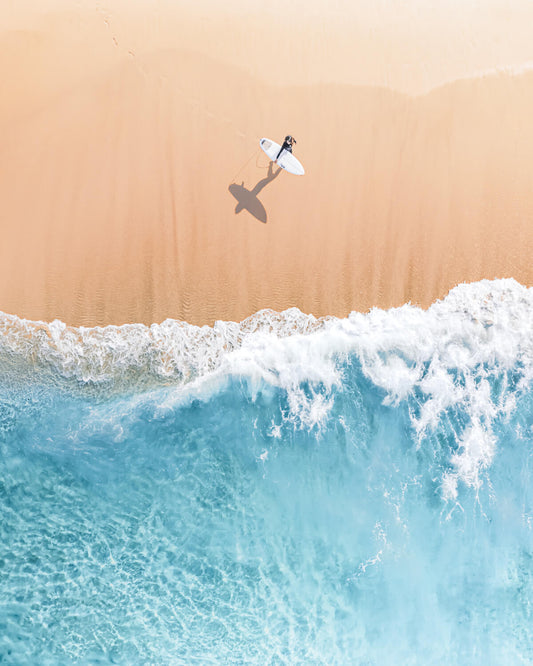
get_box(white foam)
[1,278,533,493]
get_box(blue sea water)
[1,279,533,664]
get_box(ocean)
[1,278,532,664]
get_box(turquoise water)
[1,279,533,664]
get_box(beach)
[2,0,533,327]
[4,4,533,662]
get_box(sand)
[2,0,533,326]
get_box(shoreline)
[0,278,528,396]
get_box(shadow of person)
[228,162,282,223]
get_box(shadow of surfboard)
[228,163,281,224]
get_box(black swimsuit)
[276,140,293,160]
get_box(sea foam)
[2,278,532,497]
[1,278,531,389]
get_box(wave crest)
[1,278,533,497]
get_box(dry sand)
[2,0,533,326]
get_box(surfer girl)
[276,135,296,160]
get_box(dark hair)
[285,135,292,142]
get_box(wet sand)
[2,0,533,326]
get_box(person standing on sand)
[276,135,297,160]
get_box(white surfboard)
[260,138,305,175]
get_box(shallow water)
[1,279,533,664]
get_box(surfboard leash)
[230,148,261,184]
